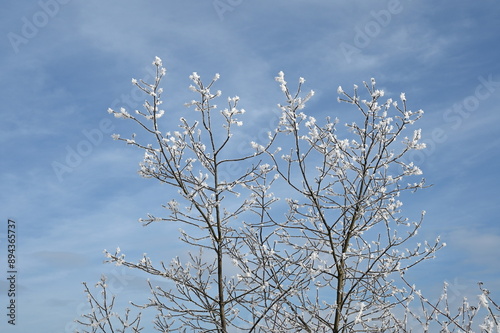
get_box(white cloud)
[1,1,499,330]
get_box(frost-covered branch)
[76,276,142,333]
[77,57,498,333]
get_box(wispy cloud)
[1,1,499,331]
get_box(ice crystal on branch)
[77,57,499,333]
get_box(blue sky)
[0,1,499,331]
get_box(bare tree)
[76,276,143,333]
[76,57,499,332]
